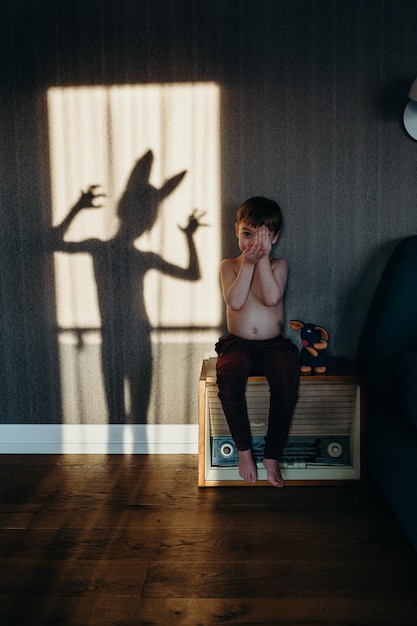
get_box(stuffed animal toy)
[289,320,329,374]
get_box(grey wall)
[1,0,417,424]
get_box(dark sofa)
[357,235,417,551]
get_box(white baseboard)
[0,424,198,454]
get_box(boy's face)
[235,222,279,252]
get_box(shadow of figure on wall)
[51,150,205,423]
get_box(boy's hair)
[236,196,282,234]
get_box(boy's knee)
[217,361,248,391]
[268,374,299,403]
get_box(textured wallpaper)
[1,0,417,424]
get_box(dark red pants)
[215,334,300,460]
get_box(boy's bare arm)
[256,256,288,306]
[252,226,287,306]
[220,258,254,311]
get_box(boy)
[215,197,299,486]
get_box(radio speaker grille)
[208,381,357,436]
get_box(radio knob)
[220,442,235,458]
[327,441,343,458]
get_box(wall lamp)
[403,78,417,139]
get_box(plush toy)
[289,320,329,374]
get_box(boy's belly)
[226,307,283,340]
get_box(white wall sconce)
[403,78,417,139]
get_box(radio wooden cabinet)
[198,357,366,486]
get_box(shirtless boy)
[215,197,299,486]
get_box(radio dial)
[327,441,343,458]
[220,442,235,458]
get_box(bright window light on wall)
[47,83,222,331]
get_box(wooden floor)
[0,455,416,625]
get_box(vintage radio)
[198,357,365,486]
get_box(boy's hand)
[242,240,266,264]
[255,225,274,256]
[242,225,273,264]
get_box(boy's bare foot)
[263,458,284,488]
[238,449,258,483]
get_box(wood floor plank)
[0,525,410,562]
[0,596,416,626]
[0,505,41,529]
[0,558,148,597]
[23,501,407,535]
[142,558,417,599]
